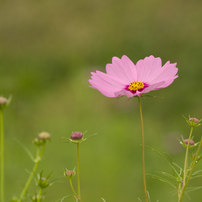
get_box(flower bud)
[64,168,76,179]
[185,116,202,127]
[31,195,42,202]
[191,154,202,162]
[0,97,8,110]
[189,117,199,123]
[184,139,195,145]
[71,132,83,140]
[37,177,50,189]
[38,132,51,140]
[33,132,50,146]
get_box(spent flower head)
[89,55,178,97]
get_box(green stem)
[0,109,4,202]
[138,97,148,202]
[37,188,42,202]
[183,127,193,186]
[179,137,202,202]
[77,143,81,201]
[69,178,78,198]
[18,147,41,201]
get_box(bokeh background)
[1,0,202,201]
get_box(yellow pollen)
[128,81,144,91]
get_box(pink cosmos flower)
[89,55,178,97]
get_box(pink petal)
[136,56,162,82]
[147,61,178,87]
[89,71,126,97]
[106,55,137,83]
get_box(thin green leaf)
[101,198,106,202]
[148,174,177,189]
[190,174,202,179]
[186,186,202,192]
[13,138,35,161]
[156,171,176,180]
[146,146,180,178]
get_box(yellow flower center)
[128,81,144,91]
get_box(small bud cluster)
[33,132,51,146]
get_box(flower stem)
[69,178,78,199]
[0,109,4,202]
[183,126,193,186]
[18,146,43,201]
[37,188,42,202]
[179,137,202,202]
[138,97,148,202]
[77,143,81,201]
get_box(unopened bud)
[0,97,7,105]
[189,118,199,123]
[184,139,195,145]
[66,170,75,176]
[38,132,50,140]
[31,195,42,202]
[0,97,8,110]
[71,132,83,140]
[64,168,76,179]
[37,177,50,189]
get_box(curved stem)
[0,109,4,202]
[77,143,81,201]
[69,178,78,198]
[138,97,148,202]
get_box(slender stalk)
[0,109,4,202]
[77,143,81,201]
[18,147,41,201]
[183,126,193,186]
[69,178,78,198]
[179,137,202,202]
[138,97,148,202]
[37,188,42,202]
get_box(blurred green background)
[1,0,202,201]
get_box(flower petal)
[136,55,162,82]
[106,55,137,82]
[147,61,178,87]
[89,71,126,97]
